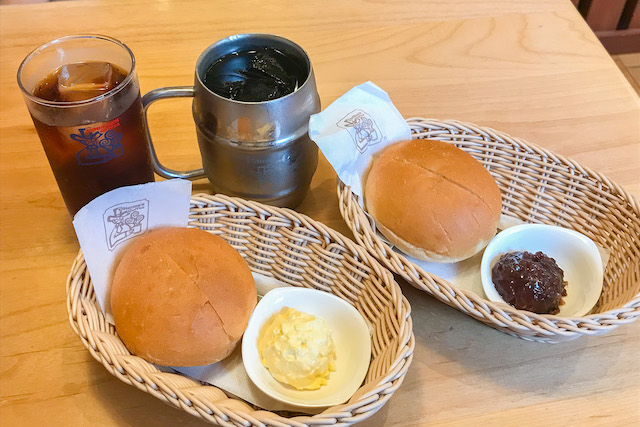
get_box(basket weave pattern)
[338,118,640,343]
[67,194,414,426]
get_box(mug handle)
[142,86,206,180]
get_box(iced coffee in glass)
[18,35,155,216]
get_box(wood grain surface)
[1,0,639,426]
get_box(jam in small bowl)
[480,224,604,317]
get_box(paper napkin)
[72,179,192,322]
[309,81,411,202]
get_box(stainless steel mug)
[142,34,320,208]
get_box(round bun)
[110,227,257,366]
[364,139,502,263]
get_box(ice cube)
[251,51,291,87]
[225,52,295,101]
[202,48,303,102]
[57,62,119,102]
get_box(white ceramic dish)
[480,224,604,317]
[242,287,372,408]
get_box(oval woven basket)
[338,117,640,343]
[66,194,414,426]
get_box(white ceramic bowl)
[242,287,372,408]
[480,224,604,317]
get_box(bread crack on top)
[195,300,235,346]
[164,252,235,343]
[384,156,499,218]
[365,139,502,263]
[110,227,257,366]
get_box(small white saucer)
[241,287,371,408]
[480,224,604,317]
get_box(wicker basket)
[338,117,640,343]
[66,194,414,426]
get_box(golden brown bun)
[110,227,257,366]
[364,139,502,263]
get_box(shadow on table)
[407,278,620,389]
[356,276,628,425]
[398,276,611,388]
[85,361,209,426]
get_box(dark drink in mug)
[202,47,308,101]
[143,34,320,208]
[18,36,155,216]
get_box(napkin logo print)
[103,199,149,251]
[337,109,382,153]
[71,119,123,165]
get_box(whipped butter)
[257,307,336,390]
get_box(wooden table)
[1,0,639,425]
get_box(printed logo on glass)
[71,118,123,165]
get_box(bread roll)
[110,227,256,366]
[364,139,502,263]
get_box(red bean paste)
[491,251,567,314]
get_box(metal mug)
[142,34,320,208]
